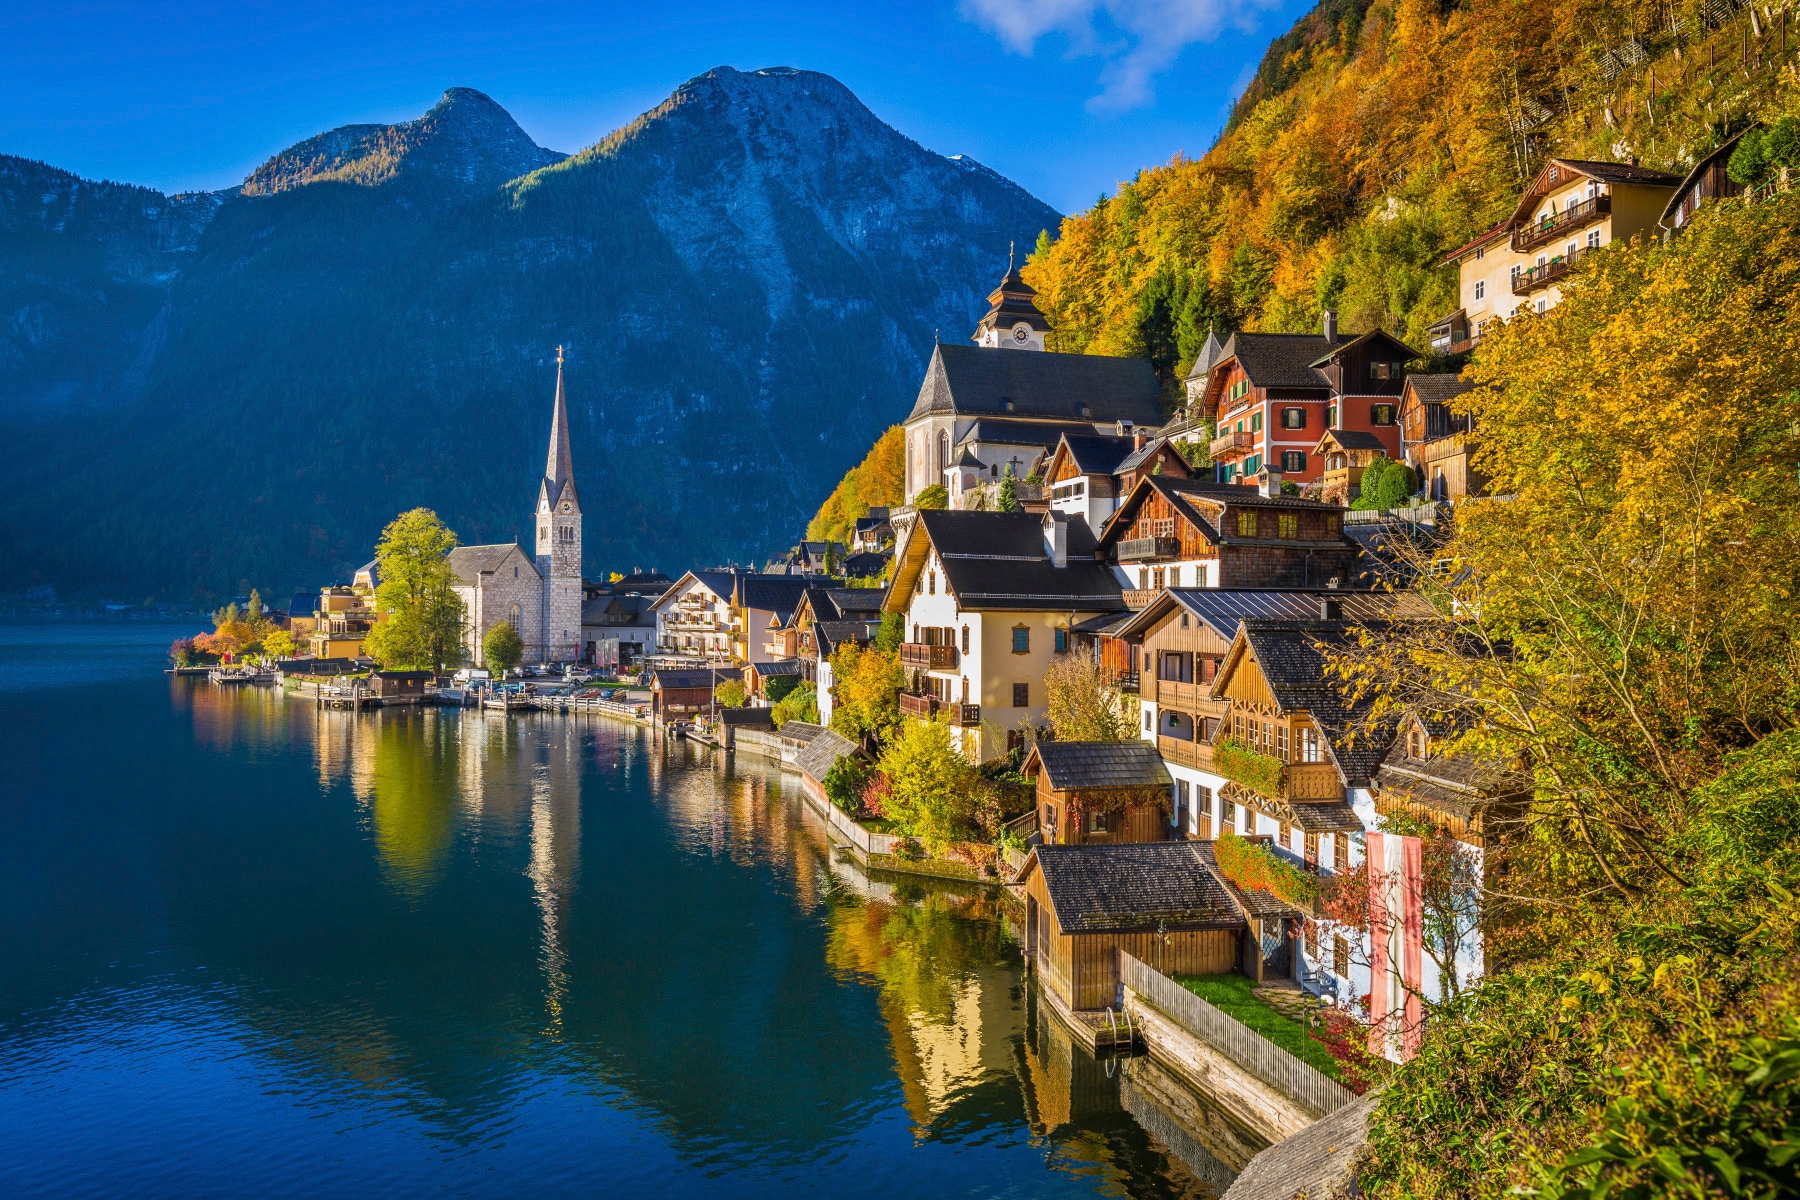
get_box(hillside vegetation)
[1022,0,1800,375]
[806,425,906,545]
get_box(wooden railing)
[1152,678,1208,710]
[1211,430,1255,460]
[1121,952,1357,1118]
[1156,734,1212,771]
[1513,248,1583,296]
[899,642,958,670]
[949,703,981,727]
[898,691,939,719]
[1117,536,1181,563]
[1121,588,1159,609]
[1512,193,1608,253]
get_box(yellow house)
[1431,159,1681,351]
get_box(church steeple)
[973,245,1049,350]
[542,345,579,512]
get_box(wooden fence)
[1120,952,1357,1119]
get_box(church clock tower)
[535,346,583,664]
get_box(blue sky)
[1,0,1309,215]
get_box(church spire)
[544,345,578,510]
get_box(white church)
[449,348,584,666]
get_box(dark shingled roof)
[908,343,1163,425]
[1032,843,1244,933]
[448,543,534,584]
[777,721,826,746]
[1553,157,1682,186]
[1307,328,1420,369]
[796,727,865,785]
[652,667,742,691]
[1029,740,1173,790]
[1221,1093,1380,1200]
[957,418,1084,449]
[749,659,803,677]
[1218,332,1335,390]
[740,574,832,620]
[914,509,1124,612]
[1112,587,1438,641]
[1322,428,1389,452]
[1235,620,1398,784]
[842,552,890,580]
[1404,373,1480,406]
[824,588,885,616]
[289,592,318,618]
[1056,433,1138,475]
[814,619,881,655]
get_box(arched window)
[937,430,949,476]
[507,603,522,631]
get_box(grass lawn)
[1172,974,1348,1082]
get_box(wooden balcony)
[1513,248,1583,296]
[899,642,958,670]
[1117,536,1181,563]
[1211,430,1255,461]
[949,703,981,727]
[899,691,939,719]
[1511,194,1608,253]
[1121,588,1159,609]
[1157,734,1213,771]
[1151,678,1208,709]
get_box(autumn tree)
[828,642,904,743]
[1042,654,1136,742]
[876,719,976,851]
[261,628,297,661]
[361,508,466,671]
[713,678,748,709]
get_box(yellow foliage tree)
[808,425,907,547]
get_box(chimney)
[1318,597,1343,620]
[1042,510,1068,568]
[1133,429,1148,452]
[1259,470,1283,498]
[1322,309,1338,343]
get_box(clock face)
[560,502,570,513]
[1012,324,1031,343]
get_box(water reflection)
[1,662,1236,1199]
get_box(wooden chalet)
[1312,429,1390,506]
[1017,842,1246,1013]
[1398,374,1483,503]
[1096,476,1360,597]
[368,669,432,701]
[1371,708,1521,851]
[744,658,803,702]
[1661,127,1753,236]
[1207,620,1381,869]
[1042,428,1191,537]
[792,587,884,683]
[651,666,742,722]
[1024,741,1173,846]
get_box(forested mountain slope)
[0,69,1059,600]
[1022,0,1796,382]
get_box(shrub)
[1214,738,1287,795]
[763,673,801,704]
[1212,833,1318,908]
[823,753,872,814]
[913,483,948,510]
[1350,455,1418,510]
[770,682,818,728]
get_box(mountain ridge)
[0,68,1060,600]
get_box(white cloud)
[960,0,1277,112]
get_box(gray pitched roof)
[915,509,1123,612]
[1219,333,1335,390]
[825,588,885,616]
[1184,329,1225,381]
[1032,843,1243,933]
[908,343,1163,424]
[748,659,803,677]
[1323,429,1390,451]
[1030,740,1173,790]
[1112,587,1437,642]
[813,619,881,655]
[1553,158,1682,186]
[652,667,742,690]
[740,574,831,619]
[1306,327,1420,369]
[1056,433,1139,475]
[1404,373,1479,406]
[448,543,535,585]
[960,418,1101,450]
[1222,1093,1379,1200]
[795,727,865,784]
[288,592,318,617]
[842,552,889,579]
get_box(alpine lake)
[0,623,1254,1199]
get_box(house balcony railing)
[899,642,958,670]
[1152,678,1212,710]
[1210,430,1255,461]
[1121,588,1160,609]
[1513,247,1584,296]
[949,703,981,727]
[1117,536,1181,563]
[899,691,939,719]
[1511,194,1609,253]
[1157,734,1214,771]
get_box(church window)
[514,567,519,578]
[540,527,548,541]
[937,431,949,476]
[507,603,522,631]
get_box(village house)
[1015,842,1245,1015]
[1311,430,1390,507]
[1431,158,1682,350]
[306,584,380,659]
[1115,590,1437,845]
[1095,475,1361,600]
[1194,315,1419,490]
[1024,741,1172,847]
[1397,373,1483,503]
[901,270,1164,508]
[1661,127,1754,236]
[651,571,739,661]
[841,550,891,582]
[1042,428,1192,534]
[650,665,742,723]
[579,591,658,669]
[883,508,1124,762]
[449,349,584,666]
[850,509,893,553]
[764,541,844,576]
[732,573,832,666]
[743,658,803,705]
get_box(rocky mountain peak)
[241,87,563,198]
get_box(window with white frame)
[1473,279,1485,301]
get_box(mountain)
[0,68,1059,601]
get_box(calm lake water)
[0,623,1241,1199]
